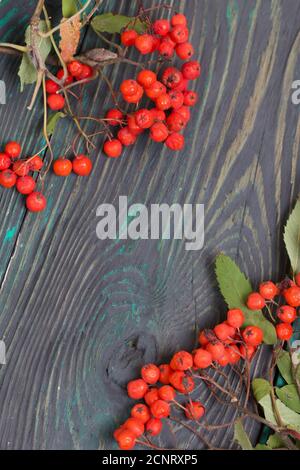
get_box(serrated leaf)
[234,419,253,450]
[267,433,286,449]
[284,199,300,275]
[259,394,300,431]
[276,385,300,413]
[46,112,66,136]
[215,254,277,344]
[91,13,146,34]
[62,0,78,18]
[18,21,52,92]
[252,378,272,402]
[277,350,293,384]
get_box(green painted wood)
[0,0,300,450]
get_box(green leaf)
[277,350,293,384]
[252,378,272,402]
[276,385,300,413]
[46,112,66,136]
[267,433,286,449]
[62,0,78,18]
[259,395,300,432]
[215,254,277,344]
[18,21,52,92]
[234,419,253,450]
[254,444,271,450]
[283,199,300,275]
[91,13,146,34]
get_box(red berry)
[113,426,125,441]
[185,401,205,420]
[158,364,172,384]
[214,322,233,342]
[150,122,169,142]
[124,85,144,103]
[169,25,189,44]
[120,79,139,96]
[247,292,266,310]
[176,105,191,122]
[168,90,184,109]
[284,286,300,307]
[169,371,194,394]
[198,330,211,346]
[16,175,36,194]
[276,323,293,341]
[103,139,123,158]
[277,305,297,323]
[183,90,198,106]
[259,281,279,300]
[181,61,201,80]
[150,108,166,122]
[170,350,193,371]
[12,160,30,176]
[153,19,170,36]
[105,108,123,126]
[26,192,47,212]
[116,429,136,450]
[127,378,148,399]
[242,326,263,347]
[227,309,245,328]
[158,40,175,58]
[145,81,166,99]
[226,344,241,364]
[5,141,21,158]
[123,417,144,437]
[166,111,186,132]
[145,418,162,436]
[117,127,137,146]
[121,29,138,46]
[151,36,161,52]
[141,363,160,384]
[171,14,187,27]
[53,158,72,176]
[57,68,73,85]
[144,388,159,406]
[135,109,154,129]
[0,169,17,188]
[155,93,172,111]
[193,348,212,369]
[205,341,225,361]
[0,153,11,171]
[137,69,157,88]
[239,344,256,361]
[127,115,144,135]
[217,350,230,367]
[296,273,300,287]
[165,133,184,150]
[45,79,60,94]
[135,34,154,54]
[162,67,183,89]
[172,78,189,92]
[67,60,83,78]
[150,399,170,418]
[77,64,93,80]
[176,42,194,60]
[158,385,176,401]
[72,154,92,176]
[29,155,43,171]
[131,404,150,423]
[47,94,65,111]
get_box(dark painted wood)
[0,0,300,450]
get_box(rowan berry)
[123,85,144,103]
[145,418,162,436]
[26,192,47,212]
[226,344,241,364]
[172,78,189,92]
[0,153,11,171]
[193,348,212,369]
[12,161,30,176]
[137,69,157,88]
[242,325,263,347]
[155,93,172,111]
[185,401,205,420]
[205,341,226,361]
[166,111,186,132]
[171,14,187,27]
[247,292,266,310]
[5,141,21,158]
[162,67,183,89]
[168,90,184,109]
[158,364,172,384]
[127,378,148,399]
[226,309,245,328]
[150,108,166,122]
[57,68,73,85]
[170,350,193,371]
[259,281,279,300]
[151,36,161,52]
[113,426,125,441]
[123,417,144,437]
[105,108,123,126]
[77,64,93,80]
[116,429,136,450]
[214,322,233,342]
[103,139,123,158]
[176,105,191,123]
[145,81,166,99]
[181,61,201,80]
[198,330,211,346]
[239,344,256,361]
[141,363,160,384]
[144,388,159,406]
[150,399,170,418]
[277,305,297,323]
[217,350,230,367]
[183,90,198,106]
[72,154,92,176]
[153,19,170,36]
[150,122,169,142]
[276,323,293,341]
[296,273,300,287]
[47,94,65,111]
[284,286,300,307]
[165,133,184,150]
[121,29,138,46]
[135,34,154,54]
[169,370,194,394]
[158,40,175,58]
[45,79,60,94]
[117,127,137,146]
[131,404,151,423]
[135,109,154,129]
[158,385,176,401]
[53,158,72,176]
[16,176,35,195]
[29,155,43,171]
[120,79,139,96]
[127,115,144,135]
[176,42,194,60]
[0,169,17,188]
[67,60,83,78]
[169,25,189,44]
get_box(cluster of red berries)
[246,275,300,341]
[114,307,266,450]
[46,60,93,111]
[0,141,46,212]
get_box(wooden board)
[0,0,299,450]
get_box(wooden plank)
[0,0,299,450]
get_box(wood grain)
[0,0,299,450]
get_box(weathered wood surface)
[0,0,300,450]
